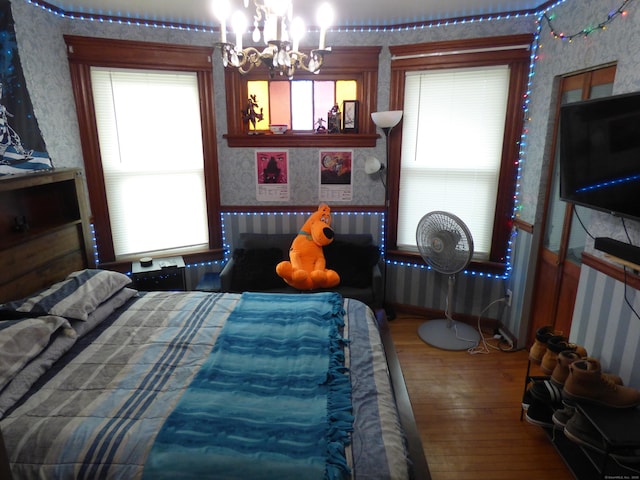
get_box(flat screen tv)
[559,91,640,222]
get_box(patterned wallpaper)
[14,0,640,363]
[10,0,535,208]
[518,0,640,246]
[507,0,640,385]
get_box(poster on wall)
[256,150,289,201]
[319,150,353,201]
[0,0,52,175]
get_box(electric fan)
[416,211,480,350]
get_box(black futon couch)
[219,232,382,308]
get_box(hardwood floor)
[388,313,574,480]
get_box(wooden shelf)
[224,132,379,148]
[0,168,93,303]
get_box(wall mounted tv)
[559,91,640,222]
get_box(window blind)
[91,67,208,258]
[398,65,510,258]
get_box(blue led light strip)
[219,211,509,279]
[576,173,640,193]
[69,1,633,282]
[27,0,538,33]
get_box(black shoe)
[551,403,575,428]
[529,378,564,407]
[525,400,556,428]
[522,388,534,410]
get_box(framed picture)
[342,100,359,133]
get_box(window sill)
[224,132,379,148]
[387,250,508,277]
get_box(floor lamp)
[369,110,403,319]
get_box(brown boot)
[551,351,581,386]
[551,352,623,387]
[541,336,587,375]
[563,358,640,408]
[529,325,556,364]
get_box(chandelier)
[212,0,333,78]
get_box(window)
[223,46,381,147]
[398,66,510,259]
[388,35,533,267]
[91,68,209,258]
[65,35,221,264]
[247,79,356,131]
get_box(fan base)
[418,319,480,351]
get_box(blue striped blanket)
[1,292,408,479]
[143,292,353,480]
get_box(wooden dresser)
[0,168,93,303]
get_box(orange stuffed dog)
[276,204,341,290]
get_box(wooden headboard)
[0,168,93,303]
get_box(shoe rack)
[522,360,640,479]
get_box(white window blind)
[91,68,208,258]
[398,65,510,258]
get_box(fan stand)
[418,275,480,351]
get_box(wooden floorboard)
[388,313,574,480]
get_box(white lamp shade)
[371,110,403,129]
[364,156,383,174]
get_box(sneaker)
[541,336,588,375]
[529,325,555,363]
[551,403,575,428]
[525,401,556,428]
[563,358,640,409]
[529,379,564,407]
[522,388,534,411]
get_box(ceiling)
[44,0,548,29]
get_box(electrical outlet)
[505,289,513,307]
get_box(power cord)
[575,210,640,322]
[467,297,518,355]
[621,217,640,322]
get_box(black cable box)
[594,237,640,265]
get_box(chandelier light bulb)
[290,16,305,52]
[213,0,232,43]
[317,3,334,50]
[231,11,247,51]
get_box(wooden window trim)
[387,34,534,268]
[223,46,381,147]
[64,35,222,264]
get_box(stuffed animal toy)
[276,204,341,290]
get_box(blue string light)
[65,1,633,283]
[26,0,539,34]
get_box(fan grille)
[416,211,474,275]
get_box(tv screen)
[559,91,640,222]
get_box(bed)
[0,170,429,480]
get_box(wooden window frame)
[64,35,222,265]
[387,34,533,272]
[223,46,381,147]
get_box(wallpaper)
[10,0,535,207]
[518,0,640,247]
